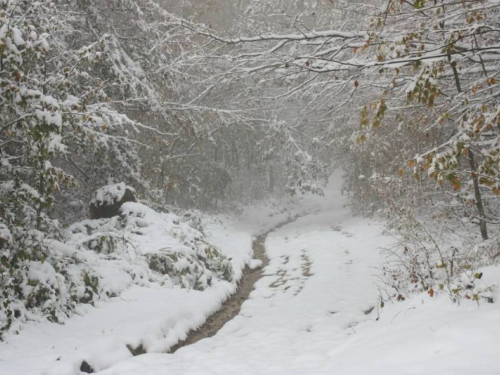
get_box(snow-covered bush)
[0,202,234,340]
[70,202,234,287]
[379,215,498,305]
[147,243,233,290]
[181,211,206,235]
[0,238,105,338]
[71,202,234,289]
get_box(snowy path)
[97,202,395,375]
[98,197,500,375]
[2,181,499,375]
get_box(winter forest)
[1,0,500,374]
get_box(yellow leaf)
[452,180,461,191]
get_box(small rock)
[80,360,94,374]
[89,183,136,219]
[126,343,147,356]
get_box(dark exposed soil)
[168,217,297,354]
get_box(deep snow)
[1,175,499,375]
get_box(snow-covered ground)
[0,220,250,375]
[1,175,499,375]
[98,178,500,375]
[0,179,321,375]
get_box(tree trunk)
[468,150,488,240]
[449,52,488,240]
[269,164,274,193]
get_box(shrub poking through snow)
[0,239,105,338]
[197,244,234,283]
[147,243,233,290]
[0,202,234,340]
[379,216,498,305]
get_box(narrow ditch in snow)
[167,217,298,353]
[80,217,299,373]
[80,216,299,374]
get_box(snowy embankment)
[0,212,251,374]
